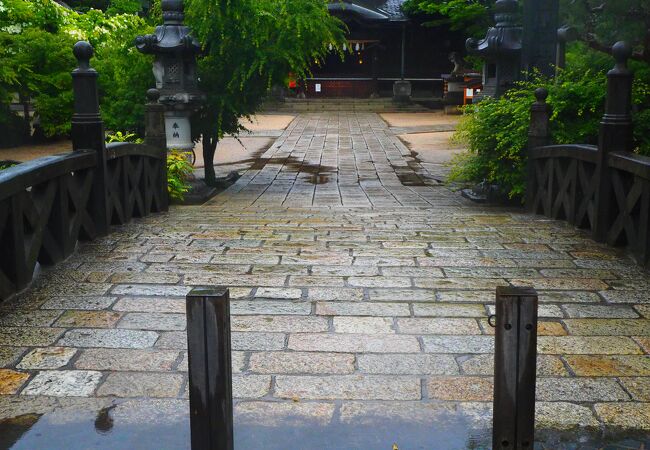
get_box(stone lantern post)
[466,0,522,100]
[135,0,203,151]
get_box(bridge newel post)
[71,41,110,237]
[144,88,168,212]
[526,88,551,210]
[593,41,634,242]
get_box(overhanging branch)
[578,33,650,64]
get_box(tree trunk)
[203,133,218,186]
[19,93,30,140]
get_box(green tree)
[10,28,77,136]
[403,0,494,37]
[0,0,77,137]
[89,13,154,133]
[0,0,154,140]
[185,0,345,185]
[106,0,143,16]
[561,0,650,65]
[65,0,148,14]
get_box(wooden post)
[186,287,234,450]
[593,41,634,242]
[400,23,406,80]
[526,88,551,211]
[492,286,538,450]
[71,41,109,238]
[371,46,380,98]
[144,88,169,212]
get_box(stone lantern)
[135,0,202,151]
[466,0,522,100]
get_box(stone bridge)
[0,112,648,448]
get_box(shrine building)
[304,0,466,98]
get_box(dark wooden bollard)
[186,287,234,450]
[492,286,539,450]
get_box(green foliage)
[449,59,650,199]
[633,83,650,157]
[66,0,150,15]
[167,150,193,200]
[0,0,153,139]
[106,130,143,143]
[546,76,605,146]
[0,0,76,136]
[560,0,650,65]
[66,0,111,12]
[91,14,153,134]
[10,28,77,136]
[449,89,531,199]
[403,0,494,37]
[106,0,143,16]
[0,161,19,170]
[185,0,345,184]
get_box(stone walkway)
[1,112,649,447]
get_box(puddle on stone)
[0,414,41,449]
[306,174,330,185]
[0,408,487,450]
[0,402,648,449]
[0,412,187,449]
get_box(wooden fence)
[526,41,650,266]
[0,41,167,300]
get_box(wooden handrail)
[529,144,598,162]
[608,151,650,180]
[106,142,165,160]
[0,151,96,201]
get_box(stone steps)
[262,98,432,113]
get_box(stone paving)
[1,112,650,445]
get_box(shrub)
[449,59,650,199]
[449,88,532,199]
[632,81,650,156]
[167,150,193,201]
[106,130,143,144]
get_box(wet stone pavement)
[1,112,649,449]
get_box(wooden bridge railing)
[0,41,167,300]
[105,142,168,225]
[526,41,650,266]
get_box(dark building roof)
[328,0,408,22]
